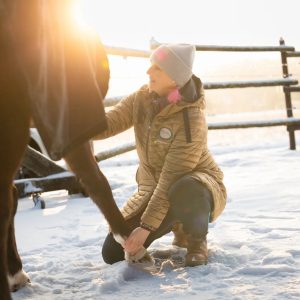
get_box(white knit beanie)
[150,43,196,88]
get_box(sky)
[76,0,300,49]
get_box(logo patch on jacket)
[159,127,173,140]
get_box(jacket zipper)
[146,103,157,164]
[146,120,152,163]
[145,119,158,178]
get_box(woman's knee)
[168,176,213,219]
[168,176,212,205]
[168,176,195,201]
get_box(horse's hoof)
[8,269,31,292]
[125,247,152,263]
[112,233,153,264]
[125,250,158,273]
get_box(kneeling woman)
[96,44,227,266]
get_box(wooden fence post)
[280,38,296,150]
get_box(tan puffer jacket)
[97,79,227,231]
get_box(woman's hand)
[124,227,150,255]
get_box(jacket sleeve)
[140,108,208,231]
[94,92,135,139]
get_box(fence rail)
[193,45,296,52]
[104,78,298,107]
[95,142,136,162]
[93,118,300,161]
[105,46,150,58]
[203,78,298,90]
[208,117,300,130]
[150,39,295,52]
[105,42,298,57]
[284,85,300,92]
[286,51,300,58]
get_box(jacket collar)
[149,75,203,118]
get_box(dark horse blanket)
[1,0,109,160]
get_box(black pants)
[102,176,213,264]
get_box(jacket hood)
[180,74,202,103]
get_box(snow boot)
[171,222,188,248]
[185,235,208,267]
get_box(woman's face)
[147,64,176,96]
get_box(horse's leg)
[7,186,30,292]
[0,123,30,299]
[0,183,13,299]
[0,55,31,299]
[64,142,131,238]
[0,128,30,299]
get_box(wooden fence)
[103,38,300,152]
[16,39,300,203]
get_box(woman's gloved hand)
[124,227,150,255]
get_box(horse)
[0,2,147,299]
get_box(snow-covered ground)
[12,112,300,300]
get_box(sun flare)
[71,0,113,38]
[70,0,133,46]
[71,0,99,32]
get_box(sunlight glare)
[72,0,100,33]
[71,0,127,45]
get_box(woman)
[97,44,227,266]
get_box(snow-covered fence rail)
[203,78,298,89]
[95,142,136,162]
[93,118,300,162]
[105,45,150,58]
[104,42,297,56]
[104,79,297,106]
[151,41,296,53]
[208,117,300,130]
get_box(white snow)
[12,112,300,300]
